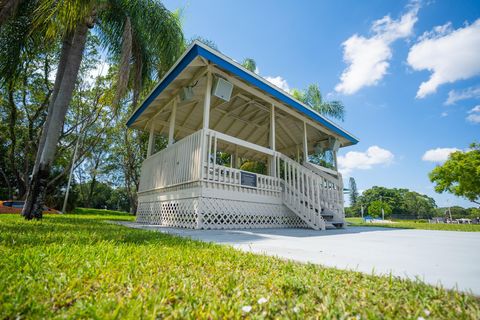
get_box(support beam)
[147,122,155,157]
[270,104,276,151]
[303,121,308,163]
[175,101,198,139]
[235,146,240,168]
[203,70,212,129]
[269,103,276,176]
[168,97,177,146]
[212,66,347,144]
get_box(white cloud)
[335,1,420,95]
[338,146,394,175]
[440,112,448,117]
[467,105,480,124]
[264,75,290,93]
[445,85,480,105]
[422,147,460,163]
[467,114,480,123]
[469,105,480,113]
[407,19,480,98]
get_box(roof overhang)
[126,41,359,146]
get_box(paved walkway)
[115,222,480,295]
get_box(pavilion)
[126,41,358,230]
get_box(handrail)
[276,153,327,230]
[303,161,339,180]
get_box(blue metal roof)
[127,42,359,145]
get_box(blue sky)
[162,0,480,207]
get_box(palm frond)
[296,84,345,121]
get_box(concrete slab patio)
[115,221,480,295]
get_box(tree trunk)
[31,31,74,179]
[0,0,22,25]
[22,22,89,220]
[7,84,27,197]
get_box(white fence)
[138,130,204,193]
[202,129,282,197]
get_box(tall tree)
[429,143,480,205]
[242,58,256,73]
[0,0,23,25]
[0,0,184,219]
[349,177,358,206]
[292,84,345,121]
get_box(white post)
[303,121,308,164]
[203,71,212,130]
[147,122,155,157]
[235,146,240,169]
[269,103,276,176]
[333,150,338,170]
[168,98,177,146]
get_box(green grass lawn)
[1,212,479,319]
[346,217,480,232]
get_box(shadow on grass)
[0,214,211,249]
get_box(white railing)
[303,161,344,212]
[304,161,338,178]
[202,129,281,196]
[138,130,204,193]
[202,164,282,194]
[276,153,326,230]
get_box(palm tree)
[292,84,345,121]
[1,0,183,219]
[0,0,23,25]
[242,58,256,73]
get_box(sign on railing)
[240,172,257,187]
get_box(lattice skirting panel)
[136,196,308,229]
[136,198,199,228]
[199,197,308,229]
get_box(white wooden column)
[147,122,155,157]
[235,146,240,169]
[203,71,212,129]
[168,98,177,146]
[333,150,338,170]
[303,121,308,164]
[269,103,276,176]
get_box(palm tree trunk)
[31,31,74,178]
[22,22,89,220]
[0,0,23,25]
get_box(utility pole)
[361,205,364,219]
[380,195,383,220]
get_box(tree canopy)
[429,143,480,205]
[367,200,392,218]
[345,186,438,219]
[292,84,345,121]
